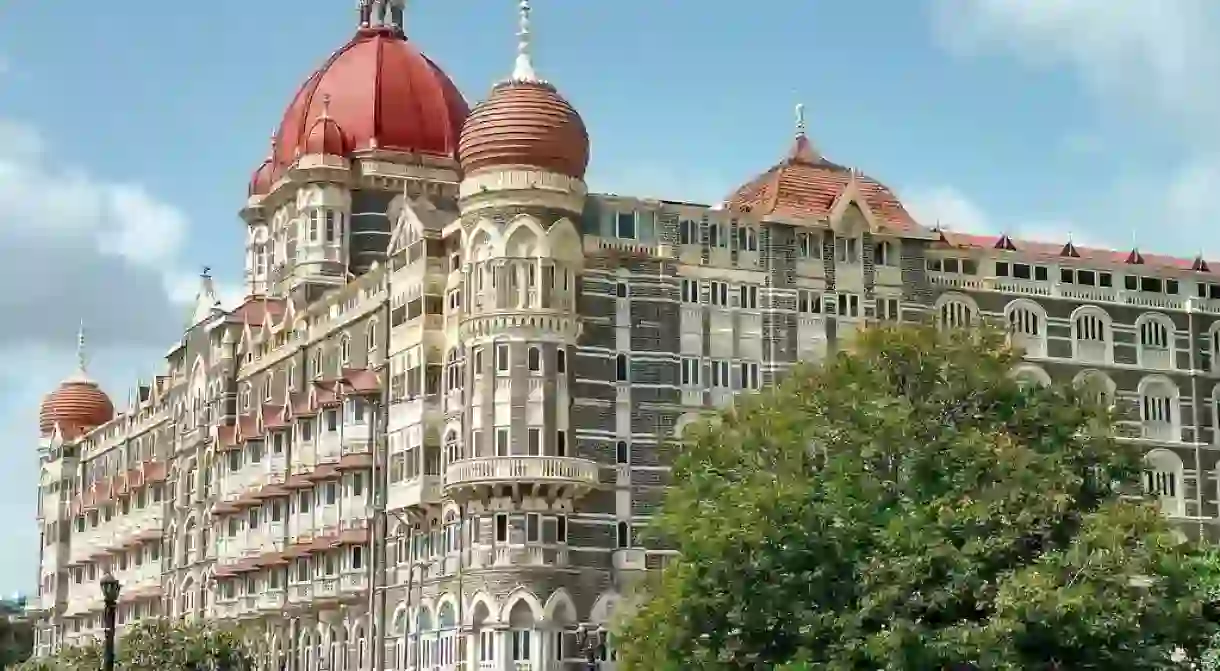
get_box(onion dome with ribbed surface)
[457,0,589,180]
[252,0,469,184]
[302,96,352,156]
[38,325,115,437]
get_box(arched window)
[1005,301,1046,357]
[937,297,974,330]
[438,602,458,668]
[615,354,629,382]
[444,430,460,465]
[527,346,541,373]
[1074,370,1116,410]
[1010,364,1051,388]
[1144,449,1185,517]
[415,608,434,670]
[1136,314,1174,369]
[1139,377,1179,442]
[1071,307,1111,364]
[340,335,351,366]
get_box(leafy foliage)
[0,611,34,668]
[617,324,1220,670]
[15,618,257,671]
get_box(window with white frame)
[739,362,760,390]
[873,240,897,266]
[681,278,700,303]
[339,335,351,365]
[1140,379,1177,441]
[877,298,900,322]
[835,236,860,264]
[938,299,973,329]
[680,357,701,387]
[708,281,729,307]
[737,226,758,252]
[837,293,860,318]
[615,354,630,382]
[797,290,822,314]
[1140,317,1170,350]
[738,284,759,310]
[710,359,731,388]
[615,212,637,239]
[708,222,727,248]
[797,231,821,259]
[678,219,698,245]
[1143,449,1184,516]
[1008,305,1041,337]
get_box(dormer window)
[797,231,821,258]
[737,226,758,252]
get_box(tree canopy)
[617,324,1220,670]
[16,618,257,671]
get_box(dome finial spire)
[76,320,87,376]
[795,103,806,137]
[512,0,539,82]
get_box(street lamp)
[575,624,604,671]
[99,572,121,671]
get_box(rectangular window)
[615,212,637,239]
[527,428,541,456]
[709,281,729,307]
[680,357,701,387]
[556,515,567,543]
[681,279,700,304]
[739,362,760,390]
[797,290,821,314]
[495,344,509,373]
[877,298,900,322]
[678,219,697,245]
[738,284,758,310]
[711,359,731,388]
[496,429,510,457]
[556,430,567,457]
[835,237,859,263]
[837,293,860,318]
[526,513,540,543]
[495,514,509,543]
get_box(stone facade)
[26,17,1220,671]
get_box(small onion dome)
[39,377,114,437]
[303,111,351,156]
[458,79,589,180]
[248,156,275,197]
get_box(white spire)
[795,103,806,137]
[511,0,538,82]
[67,320,90,382]
[189,266,222,327]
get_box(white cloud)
[0,117,222,594]
[903,184,1118,251]
[927,0,1220,256]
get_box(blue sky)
[0,0,1218,593]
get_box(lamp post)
[99,572,121,671]
[575,624,604,671]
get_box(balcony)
[387,475,443,511]
[444,456,599,501]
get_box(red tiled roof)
[938,231,1220,278]
[726,133,925,234]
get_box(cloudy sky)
[0,0,1217,593]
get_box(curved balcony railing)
[444,456,599,498]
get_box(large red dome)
[270,25,470,174]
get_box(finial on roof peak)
[795,103,806,138]
[511,0,539,83]
[76,320,87,378]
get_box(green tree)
[618,324,1220,670]
[15,618,257,671]
[0,612,34,668]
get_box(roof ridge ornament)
[511,0,542,83]
[359,0,404,34]
[787,102,819,164]
[69,320,90,382]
